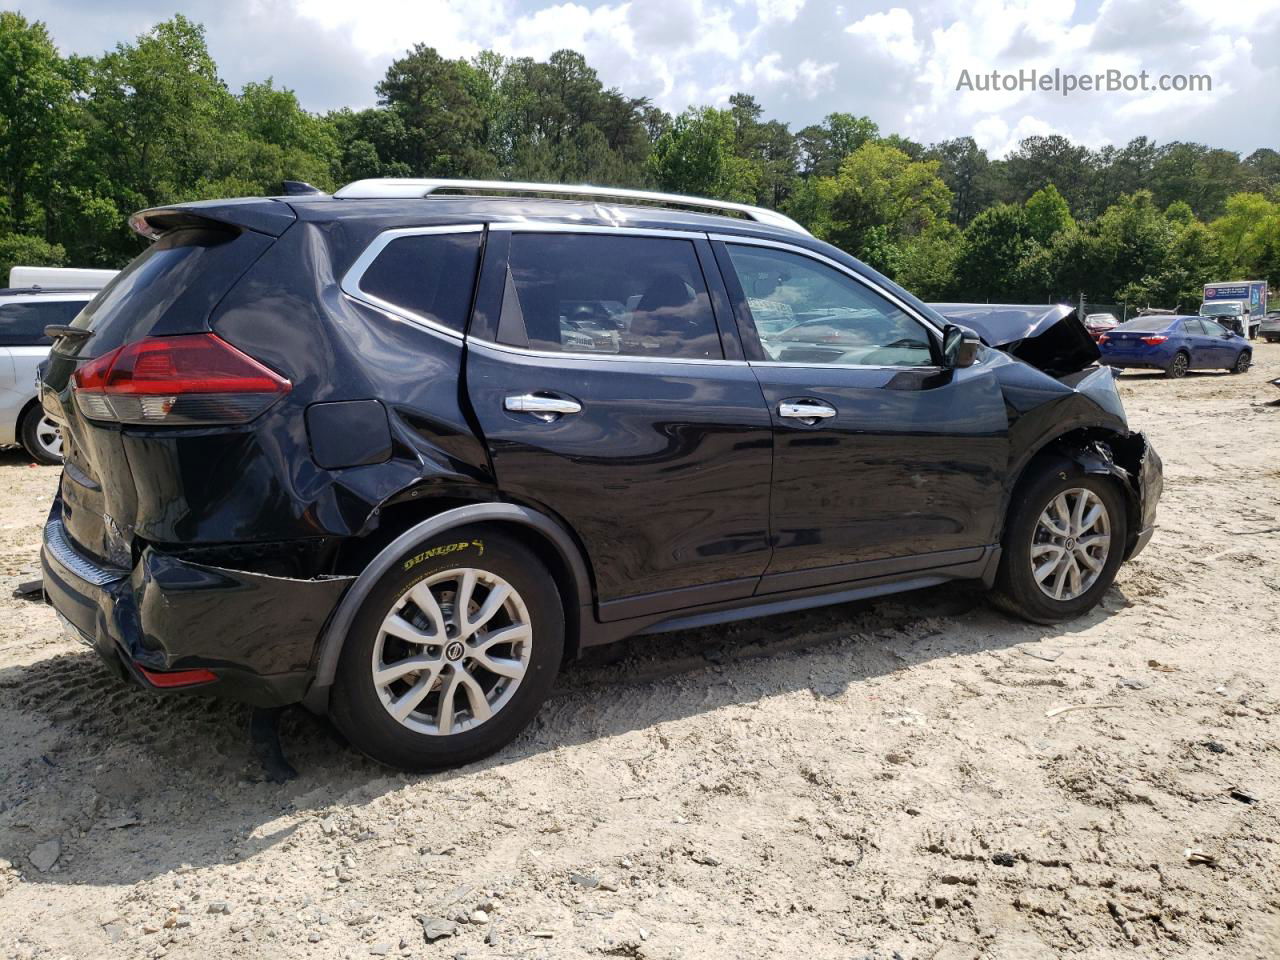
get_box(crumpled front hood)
[930,302,1102,378]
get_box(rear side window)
[69,226,274,358]
[0,299,85,346]
[354,231,483,334]
[497,233,722,360]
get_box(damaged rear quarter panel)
[126,217,496,551]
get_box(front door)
[713,237,1010,592]
[465,227,774,621]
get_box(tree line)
[3,11,1278,309]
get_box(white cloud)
[845,8,920,63]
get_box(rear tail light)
[73,334,290,425]
[1140,335,1168,345]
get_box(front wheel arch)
[1002,429,1145,562]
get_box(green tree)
[927,136,994,226]
[1024,183,1074,245]
[647,107,757,201]
[376,44,488,175]
[0,233,65,282]
[0,12,74,232]
[815,143,951,270]
[951,204,1034,300]
[795,112,878,177]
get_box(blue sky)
[19,0,1280,156]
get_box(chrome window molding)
[707,232,945,340]
[467,335,748,368]
[340,224,485,341]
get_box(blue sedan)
[1099,315,1251,378]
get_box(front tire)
[1229,351,1250,374]
[329,528,564,771]
[990,462,1128,624]
[1164,351,1189,379]
[19,405,63,465]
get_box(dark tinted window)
[1179,318,1205,335]
[357,231,483,333]
[1201,318,1230,336]
[0,299,86,346]
[70,227,271,358]
[1115,317,1175,332]
[498,233,722,360]
[726,244,933,366]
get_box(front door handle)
[778,399,837,425]
[504,393,582,421]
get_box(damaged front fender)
[1048,431,1162,561]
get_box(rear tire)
[989,461,1128,624]
[1164,351,1189,379]
[1229,351,1250,374]
[19,405,63,465]
[329,528,564,771]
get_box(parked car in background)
[1,282,108,463]
[1083,312,1119,340]
[1261,310,1280,343]
[1099,315,1251,378]
[38,180,1161,771]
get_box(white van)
[9,266,119,290]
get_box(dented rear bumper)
[41,499,353,706]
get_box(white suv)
[1,287,97,463]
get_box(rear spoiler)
[129,198,297,241]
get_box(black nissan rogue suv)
[38,179,1162,770]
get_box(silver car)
[0,288,97,463]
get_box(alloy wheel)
[371,568,532,736]
[1234,352,1250,374]
[1030,487,1112,602]
[1169,353,1188,378]
[35,416,63,460]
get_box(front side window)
[497,233,722,360]
[356,230,483,334]
[0,299,85,346]
[1201,318,1229,336]
[724,244,934,367]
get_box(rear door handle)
[778,399,837,425]
[504,394,582,421]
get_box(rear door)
[1178,318,1213,368]
[464,226,774,621]
[713,236,1009,591]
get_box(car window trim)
[340,223,486,341]
[708,232,946,370]
[473,223,734,364]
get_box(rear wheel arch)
[305,501,593,711]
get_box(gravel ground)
[1,347,1278,960]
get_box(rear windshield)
[1115,317,1175,332]
[67,227,272,358]
[0,299,86,346]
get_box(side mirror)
[942,323,982,369]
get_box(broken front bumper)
[41,500,353,707]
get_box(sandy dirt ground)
[1,347,1279,960]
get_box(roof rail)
[331,178,811,236]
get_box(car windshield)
[1114,317,1175,332]
[1201,302,1242,316]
